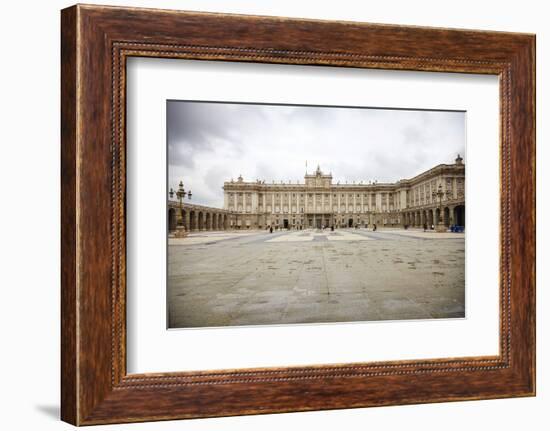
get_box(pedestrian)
[373,223,377,232]
[423,223,427,232]
[269,226,273,234]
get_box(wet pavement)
[168,228,465,328]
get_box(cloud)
[168,101,465,207]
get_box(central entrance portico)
[306,213,334,229]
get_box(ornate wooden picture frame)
[61,4,535,425]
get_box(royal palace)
[168,155,466,232]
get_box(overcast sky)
[168,101,465,208]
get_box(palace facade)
[221,156,465,230]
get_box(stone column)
[252,193,258,214]
[453,177,457,200]
[185,211,190,230]
[193,213,199,231]
[449,205,455,225]
[288,192,291,215]
[345,193,349,212]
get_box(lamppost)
[169,181,192,230]
[432,183,450,232]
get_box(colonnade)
[402,205,465,228]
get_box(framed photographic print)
[61,4,535,425]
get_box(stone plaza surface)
[168,228,465,328]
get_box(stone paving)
[167,228,465,328]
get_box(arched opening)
[454,205,465,227]
[444,207,450,226]
[435,208,441,225]
[213,214,218,230]
[168,208,176,232]
[206,213,211,230]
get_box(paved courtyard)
[167,228,465,328]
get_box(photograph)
[166,101,466,329]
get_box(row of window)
[227,192,396,199]
[227,205,397,214]
[235,218,402,226]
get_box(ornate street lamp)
[169,181,192,227]
[432,183,451,232]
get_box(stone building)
[222,156,465,230]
